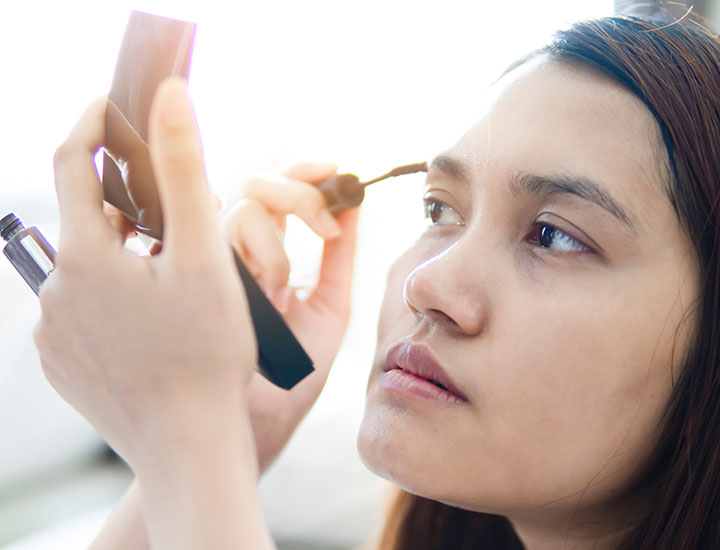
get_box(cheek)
[480,284,685,502]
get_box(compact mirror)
[102,10,195,240]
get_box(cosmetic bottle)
[1,213,56,295]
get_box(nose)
[403,240,489,336]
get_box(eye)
[526,222,590,253]
[423,197,462,226]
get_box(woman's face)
[357,58,699,526]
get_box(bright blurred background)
[0,0,635,548]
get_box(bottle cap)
[0,213,24,242]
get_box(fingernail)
[157,77,192,129]
[318,209,342,239]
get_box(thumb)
[148,77,219,258]
[306,206,360,319]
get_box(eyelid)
[423,188,462,211]
[422,192,465,226]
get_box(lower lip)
[378,368,466,406]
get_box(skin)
[35,78,359,549]
[35,56,699,548]
[357,57,700,549]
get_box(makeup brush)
[318,161,428,213]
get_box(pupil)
[539,225,554,247]
[430,202,442,222]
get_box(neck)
[510,520,632,550]
[506,497,645,550]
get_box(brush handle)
[230,247,314,389]
[317,173,365,213]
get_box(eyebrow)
[429,154,470,182]
[429,154,637,232]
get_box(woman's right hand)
[222,163,360,471]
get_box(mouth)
[380,341,468,405]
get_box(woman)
[33,12,720,550]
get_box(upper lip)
[384,341,467,401]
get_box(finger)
[240,163,336,238]
[147,241,163,256]
[277,163,336,237]
[103,202,136,243]
[222,199,290,306]
[306,206,360,319]
[282,162,337,184]
[148,77,219,258]
[242,175,341,240]
[54,96,115,249]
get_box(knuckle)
[240,255,261,280]
[308,188,327,213]
[276,179,320,206]
[292,181,322,205]
[229,240,248,262]
[296,187,326,217]
[247,260,262,279]
[102,201,122,220]
[53,141,74,170]
[32,319,58,370]
[222,199,264,237]
[53,142,70,169]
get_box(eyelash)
[422,197,592,254]
[525,223,590,253]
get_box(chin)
[357,388,515,514]
[357,411,516,517]
[357,413,484,512]
[357,393,457,504]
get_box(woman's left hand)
[33,78,274,548]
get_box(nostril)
[427,308,461,329]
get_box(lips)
[383,341,467,402]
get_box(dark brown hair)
[379,13,720,550]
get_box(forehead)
[451,57,669,227]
